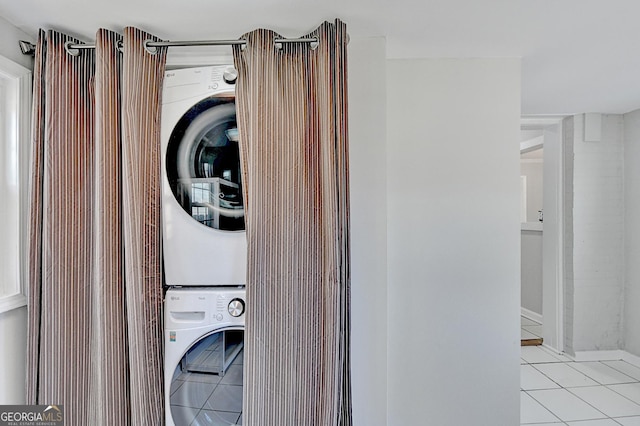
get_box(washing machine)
[165,287,246,426]
[161,65,246,286]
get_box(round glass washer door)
[166,97,244,231]
[169,329,244,425]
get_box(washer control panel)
[165,287,246,329]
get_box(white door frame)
[521,116,566,353]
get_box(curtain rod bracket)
[19,40,36,56]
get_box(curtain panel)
[25,28,166,425]
[90,29,127,425]
[25,19,352,426]
[121,27,167,426]
[233,19,352,426]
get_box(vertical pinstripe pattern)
[26,27,166,425]
[26,29,46,406]
[37,30,95,425]
[234,19,352,426]
[89,29,130,425]
[121,27,167,426]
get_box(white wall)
[520,152,544,317]
[348,37,388,426]
[0,17,32,405]
[624,108,640,357]
[0,16,33,69]
[570,114,624,352]
[0,307,27,403]
[521,160,543,222]
[386,58,521,425]
[521,230,543,315]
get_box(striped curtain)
[233,19,352,425]
[25,28,166,425]
[121,27,167,425]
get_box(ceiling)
[0,0,639,115]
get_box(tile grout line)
[526,386,611,424]
[522,352,640,424]
[559,360,640,418]
[522,388,569,424]
[563,360,638,385]
[603,382,640,409]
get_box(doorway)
[520,117,565,352]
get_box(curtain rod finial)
[19,40,36,56]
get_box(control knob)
[228,298,245,317]
[223,67,238,85]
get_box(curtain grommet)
[64,41,80,57]
[143,39,158,55]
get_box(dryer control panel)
[163,65,236,104]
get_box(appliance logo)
[0,405,63,425]
[170,331,176,342]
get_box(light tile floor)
[521,345,640,425]
[170,349,243,426]
[522,316,543,341]
[170,315,640,425]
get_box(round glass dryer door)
[166,98,244,231]
[169,329,244,425]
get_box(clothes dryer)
[165,287,245,426]
[161,65,246,286]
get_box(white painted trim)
[521,307,543,325]
[0,54,32,80]
[0,293,27,313]
[520,176,527,223]
[17,72,31,303]
[555,119,565,353]
[521,116,565,128]
[573,350,625,362]
[521,222,543,232]
[520,135,544,153]
[521,116,567,353]
[0,55,31,314]
[566,350,640,368]
[541,343,567,358]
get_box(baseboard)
[622,351,640,369]
[541,343,564,356]
[572,350,625,362]
[521,307,543,324]
[570,349,640,368]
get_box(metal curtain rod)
[18,37,320,56]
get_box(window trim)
[0,53,32,313]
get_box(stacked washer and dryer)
[161,65,247,426]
